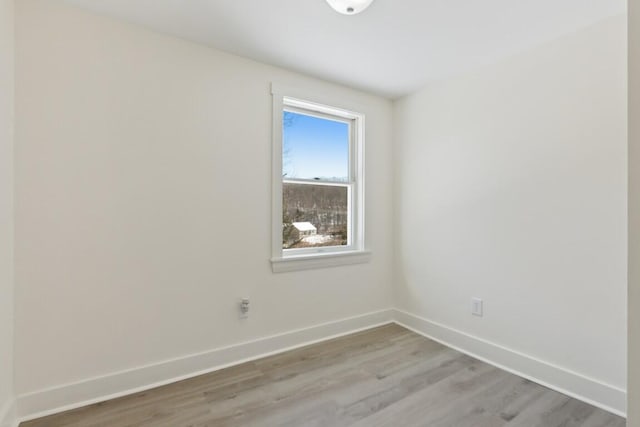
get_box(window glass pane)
[283,183,348,249]
[283,111,349,182]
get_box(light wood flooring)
[22,324,625,427]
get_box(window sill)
[271,250,372,273]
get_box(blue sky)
[283,111,349,181]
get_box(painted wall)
[14,0,393,399]
[394,14,627,405]
[629,0,640,424]
[0,0,14,424]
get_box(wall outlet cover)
[472,298,483,317]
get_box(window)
[271,85,370,272]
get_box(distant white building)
[292,222,317,240]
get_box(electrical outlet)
[239,298,250,319]
[472,298,483,317]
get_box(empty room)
[1,0,640,426]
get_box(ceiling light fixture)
[325,0,374,15]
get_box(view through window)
[282,110,351,250]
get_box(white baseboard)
[393,309,627,418]
[17,309,394,422]
[16,308,627,422]
[0,398,17,427]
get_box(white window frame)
[271,84,370,273]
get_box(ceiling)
[62,0,625,98]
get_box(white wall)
[394,15,627,411]
[629,1,640,424]
[0,0,14,424]
[14,0,393,405]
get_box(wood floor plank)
[21,324,625,427]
